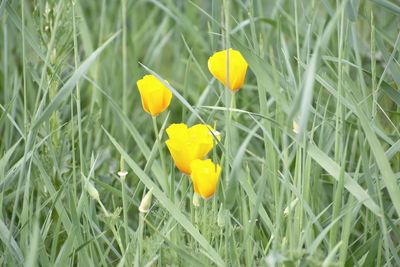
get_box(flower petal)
[166,123,188,140]
[136,74,172,116]
[208,48,248,91]
[190,159,221,199]
[165,123,220,175]
[148,88,166,116]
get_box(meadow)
[1,0,400,266]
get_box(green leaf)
[351,98,400,218]
[32,31,120,130]
[307,144,382,217]
[368,0,400,15]
[0,218,24,263]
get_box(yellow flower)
[190,159,221,199]
[136,74,172,116]
[208,48,248,91]
[165,123,218,174]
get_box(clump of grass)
[1,0,400,266]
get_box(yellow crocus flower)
[190,159,221,199]
[165,123,218,174]
[208,48,248,91]
[136,74,172,116]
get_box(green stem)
[330,4,345,248]
[224,91,235,184]
[229,91,235,121]
[121,174,129,251]
[97,199,125,258]
[21,0,27,134]
[72,4,85,174]
[152,116,168,194]
[135,214,145,266]
[223,0,232,207]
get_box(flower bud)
[283,198,298,216]
[86,181,99,201]
[208,48,248,91]
[118,170,128,181]
[293,121,300,134]
[192,193,201,207]
[139,188,153,213]
[136,75,172,116]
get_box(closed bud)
[192,193,201,207]
[283,198,298,216]
[136,75,172,116]
[293,121,300,134]
[118,170,128,182]
[45,2,51,15]
[139,188,153,213]
[208,48,248,91]
[86,181,99,201]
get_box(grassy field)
[1,0,400,266]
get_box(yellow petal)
[166,139,193,174]
[137,80,150,113]
[136,74,172,116]
[192,177,200,195]
[166,123,188,140]
[147,89,163,115]
[188,124,212,137]
[208,48,248,91]
[189,124,214,158]
[163,89,173,110]
[190,159,221,199]
[165,123,220,175]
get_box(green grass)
[1,0,400,266]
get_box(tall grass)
[1,0,400,266]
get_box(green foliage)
[1,0,400,266]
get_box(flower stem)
[97,199,126,257]
[120,174,129,250]
[135,213,144,266]
[152,116,169,194]
[229,91,235,121]
[224,91,235,188]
